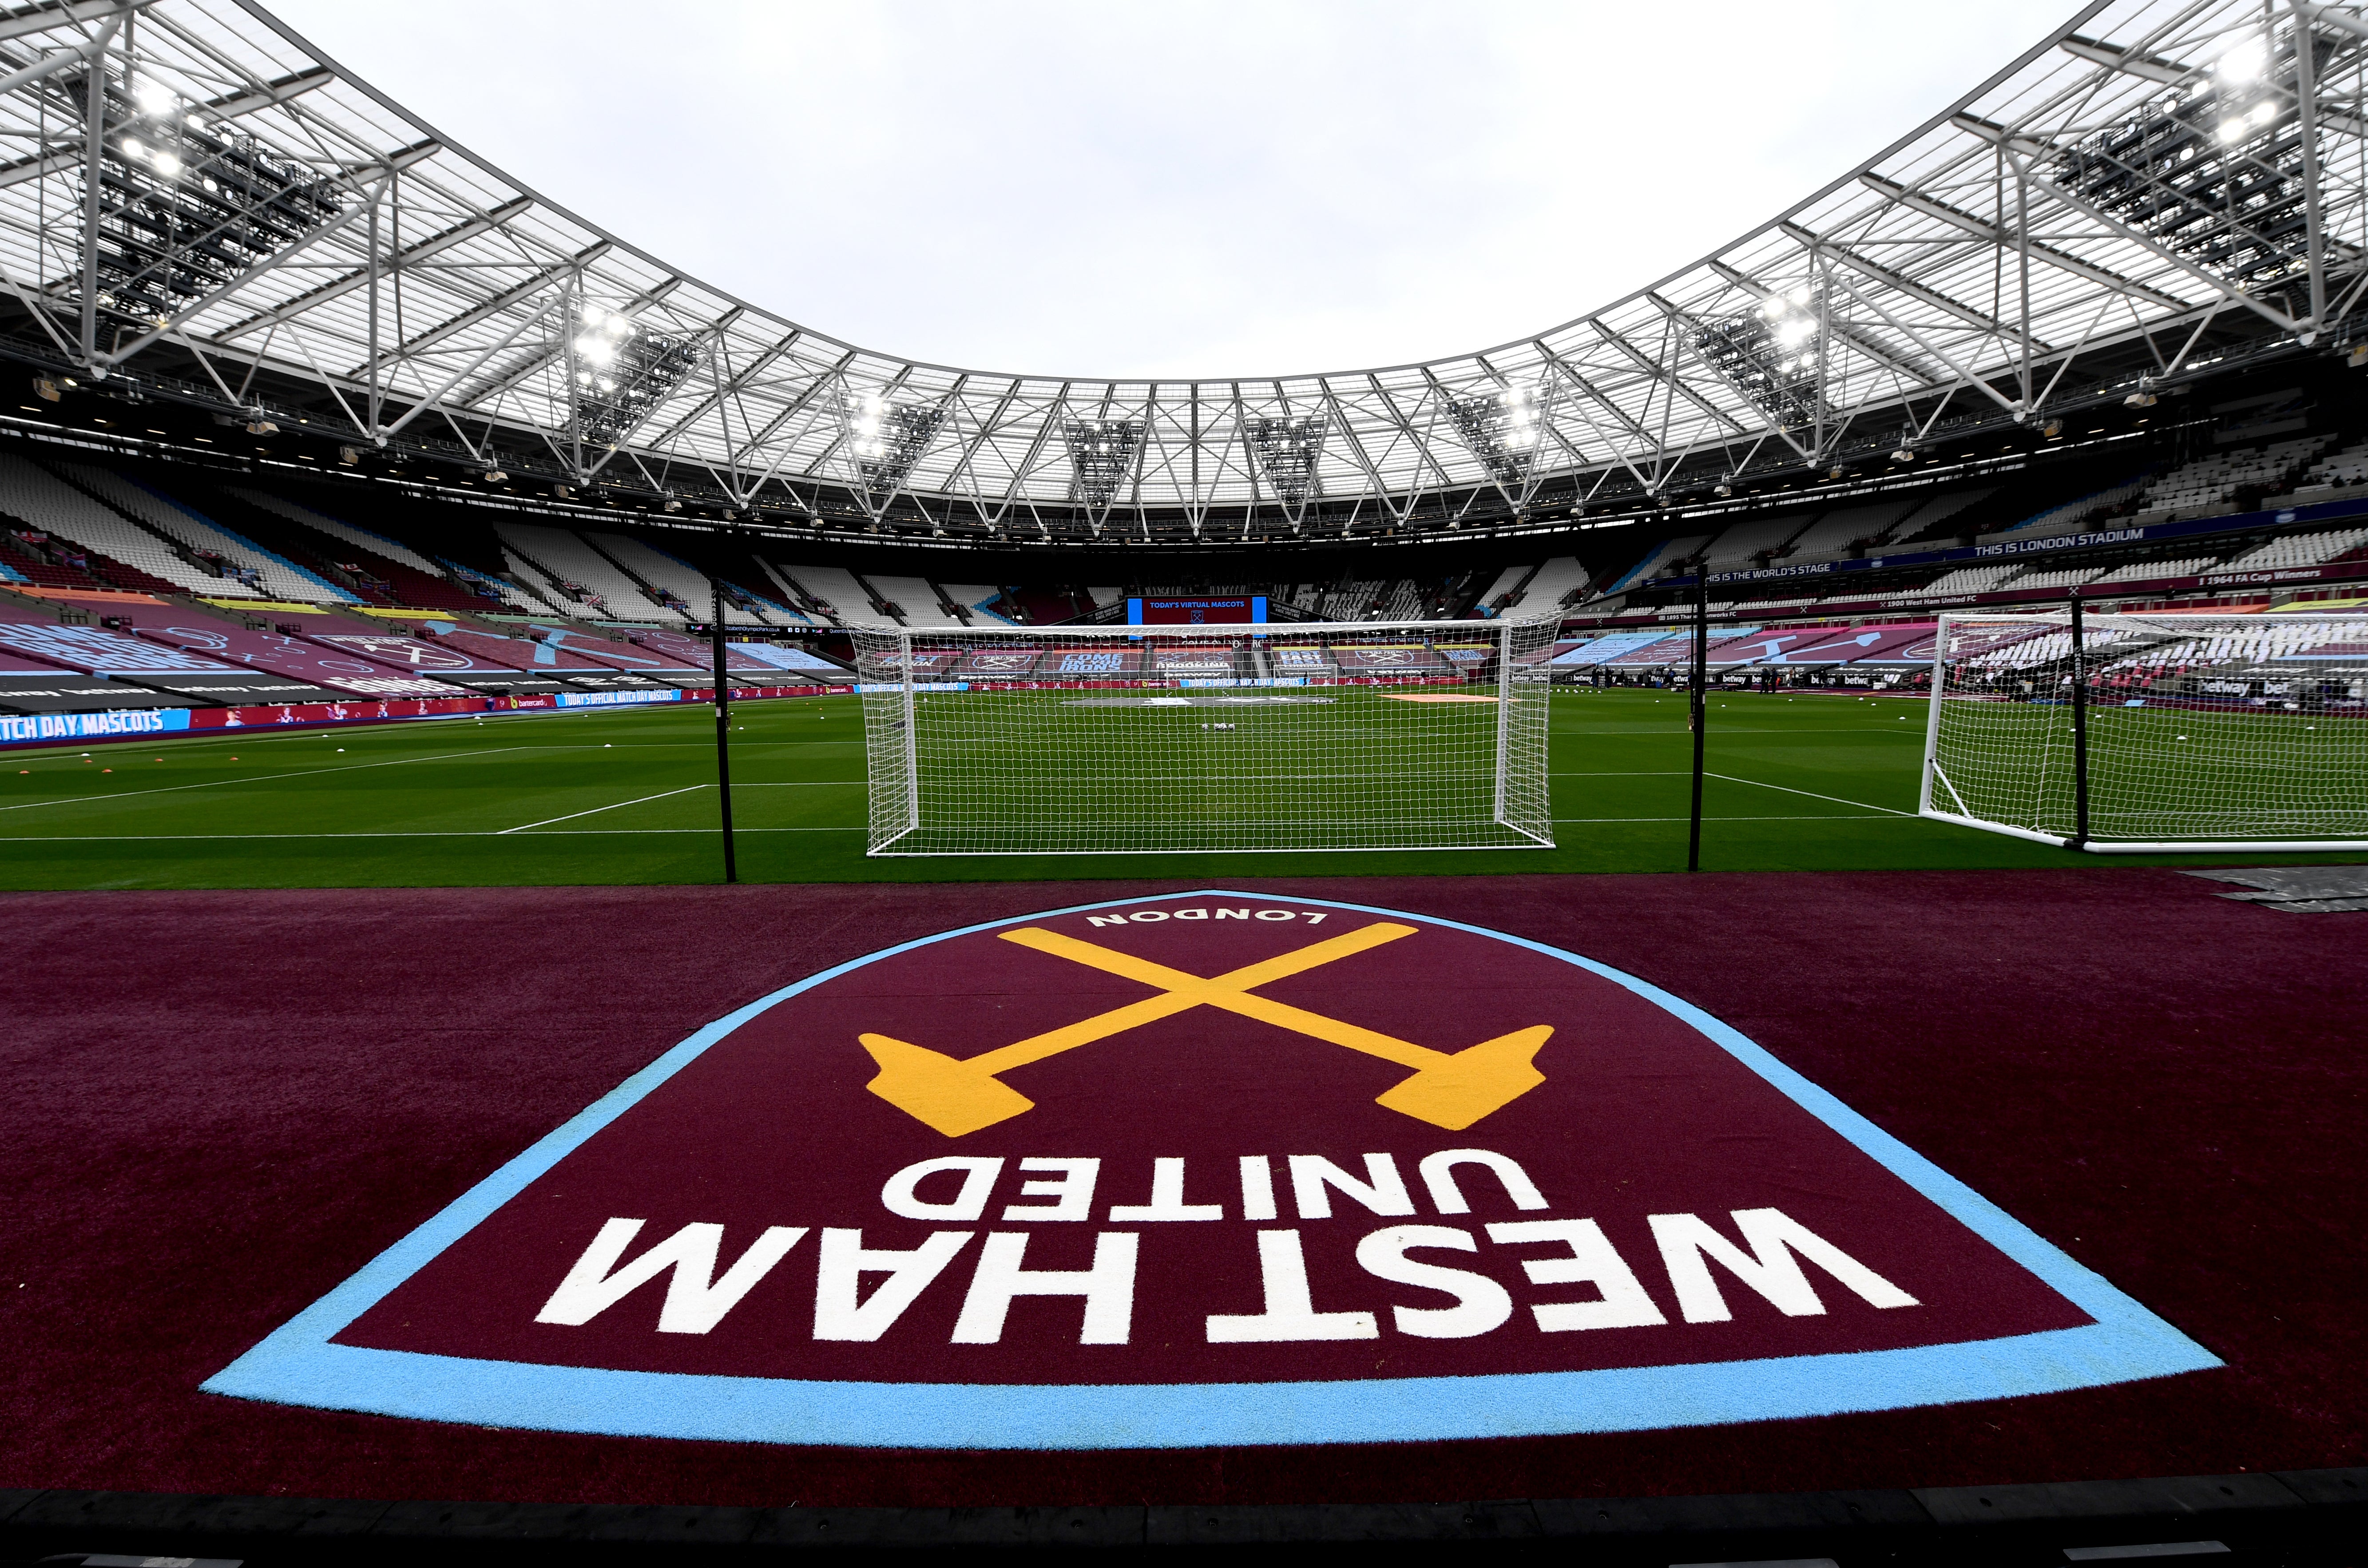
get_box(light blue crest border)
[203,888,2219,1449]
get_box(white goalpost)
[1920,608,2368,853]
[853,617,1558,855]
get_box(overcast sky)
[268,0,2076,381]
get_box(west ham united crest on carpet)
[209,893,2215,1449]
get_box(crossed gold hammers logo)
[859,921,1552,1137]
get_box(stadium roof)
[0,0,2364,547]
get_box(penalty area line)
[1551,814,1904,823]
[1704,772,1915,817]
[499,783,709,834]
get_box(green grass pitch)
[1,688,2358,889]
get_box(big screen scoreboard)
[1127,596,1266,626]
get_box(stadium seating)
[1469,563,1531,615]
[0,527,181,596]
[0,453,256,598]
[2090,555,2217,584]
[2293,438,2368,495]
[865,575,964,628]
[1604,535,1711,593]
[775,565,899,628]
[1880,487,1998,547]
[496,522,686,623]
[1904,564,2021,599]
[1503,557,1589,614]
[2005,565,2106,592]
[227,490,490,613]
[2220,527,2368,572]
[56,462,356,603]
[1317,578,1385,620]
[940,584,1019,625]
[2132,437,2334,520]
[590,532,773,625]
[1700,514,1812,568]
[1780,500,1919,564]
[1979,472,2156,542]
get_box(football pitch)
[1,687,2359,889]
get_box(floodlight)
[2218,35,2266,83]
[2125,390,2157,407]
[122,137,144,162]
[1892,447,1916,462]
[484,469,507,483]
[153,151,181,178]
[133,79,175,114]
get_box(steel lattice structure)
[0,0,2365,548]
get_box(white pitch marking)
[1702,772,1913,817]
[1551,814,1901,823]
[0,746,531,813]
[0,826,870,842]
[499,783,709,834]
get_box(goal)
[1920,608,2368,853]
[854,618,1556,855]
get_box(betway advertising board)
[210,892,2211,1449]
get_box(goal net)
[855,618,1556,855]
[1920,610,2368,852]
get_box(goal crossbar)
[853,617,1557,857]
